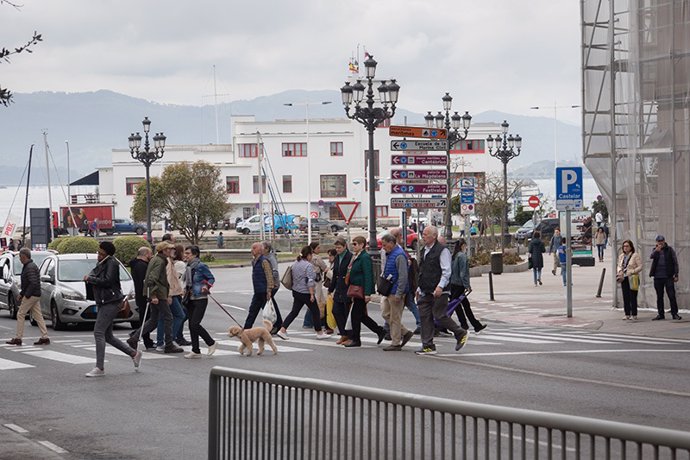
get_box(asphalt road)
[1,264,689,459]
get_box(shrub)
[48,237,66,251]
[58,236,99,254]
[200,252,215,263]
[470,251,490,268]
[114,236,151,266]
[503,252,523,265]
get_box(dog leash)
[208,292,243,327]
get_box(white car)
[37,253,138,330]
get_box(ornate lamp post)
[425,92,471,239]
[486,120,522,249]
[341,55,400,251]
[128,116,166,243]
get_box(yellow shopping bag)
[326,296,338,330]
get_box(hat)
[155,241,174,253]
[655,235,665,242]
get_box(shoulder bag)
[281,265,294,290]
[377,275,394,297]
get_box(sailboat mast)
[43,131,53,216]
[21,145,34,247]
[213,65,220,144]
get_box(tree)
[591,197,608,220]
[513,206,534,226]
[131,161,230,244]
[1,1,42,107]
[473,173,524,235]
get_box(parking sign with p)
[555,167,583,211]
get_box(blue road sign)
[555,167,583,211]
[460,187,475,205]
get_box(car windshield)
[519,221,535,231]
[13,253,50,275]
[58,259,132,282]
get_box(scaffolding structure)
[582,0,690,308]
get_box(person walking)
[128,246,154,350]
[277,245,328,340]
[83,242,140,377]
[528,231,546,286]
[243,242,275,330]
[172,244,192,346]
[5,248,50,346]
[558,243,567,287]
[450,238,486,333]
[649,235,681,320]
[617,240,642,320]
[303,242,328,330]
[262,241,283,334]
[182,245,218,358]
[328,238,352,344]
[380,233,414,351]
[595,227,607,262]
[154,244,186,351]
[389,227,421,334]
[342,236,385,348]
[415,226,468,355]
[127,242,183,354]
[548,228,563,276]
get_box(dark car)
[532,218,560,242]
[298,218,344,233]
[0,250,55,319]
[109,218,147,235]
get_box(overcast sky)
[3,0,582,124]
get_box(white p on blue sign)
[555,167,583,211]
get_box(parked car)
[108,218,147,235]
[36,253,138,330]
[533,218,560,242]
[0,250,55,319]
[298,218,345,233]
[236,214,297,234]
[376,230,419,251]
[515,220,535,243]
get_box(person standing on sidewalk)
[415,226,468,355]
[380,234,414,351]
[649,235,681,320]
[450,238,486,334]
[128,247,154,350]
[84,242,140,377]
[5,248,50,346]
[528,231,546,286]
[617,240,642,320]
[548,228,563,276]
[243,242,275,330]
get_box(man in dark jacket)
[6,248,50,346]
[129,246,154,349]
[243,241,274,330]
[650,235,681,320]
[328,237,353,344]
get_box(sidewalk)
[469,254,690,341]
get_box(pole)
[306,104,312,245]
[503,159,508,251]
[566,209,573,317]
[367,126,377,252]
[213,65,220,145]
[145,162,152,244]
[257,131,265,242]
[21,145,34,248]
[43,132,53,218]
[445,140,452,239]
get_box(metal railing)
[209,367,690,460]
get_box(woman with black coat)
[528,231,546,286]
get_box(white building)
[98,116,504,226]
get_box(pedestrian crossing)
[0,326,687,372]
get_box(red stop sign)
[528,195,540,209]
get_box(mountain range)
[0,89,582,186]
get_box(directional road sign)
[391,155,448,166]
[390,140,449,151]
[555,167,583,211]
[391,169,448,180]
[390,198,447,209]
[460,187,475,204]
[389,125,448,139]
[391,183,448,194]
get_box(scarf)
[185,257,201,288]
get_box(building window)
[238,143,262,158]
[226,176,240,194]
[253,176,267,194]
[376,206,389,218]
[242,207,253,219]
[125,177,144,196]
[330,142,343,156]
[320,175,346,198]
[283,175,292,193]
[282,142,307,157]
[451,139,485,154]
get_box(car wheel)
[51,302,66,331]
[276,227,285,234]
[130,320,141,329]
[331,225,339,233]
[242,228,250,235]
[8,295,18,319]
[410,239,418,251]
[136,227,145,235]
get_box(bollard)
[596,267,606,298]
[489,271,495,301]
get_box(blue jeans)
[533,268,542,284]
[156,296,185,346]
[561,266,567,286]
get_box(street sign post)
[391,155,448,166]
[390,140,449,151]
[391,183,448,194]
[555,167,583,211]
[390,198,447,209]
[391,169,448,180]
[389,125,448,139]
[528,195,540,209]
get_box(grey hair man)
[384,227,421,334]
[380,233,414,351]
[6,248,50,346]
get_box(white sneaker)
[184,352,201,359]
[132,351,142,369]
[207,343,217,356]
[276,330,289,340]
[316,333,330,340]
[156,345,165,352]
[85,367,104,378]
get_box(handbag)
[630,273,640,291]
[281,265,293,290]
[528,257,533,269]
[347,284,364,299]
[117,298,131,319]
[376,275,394,297]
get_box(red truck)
[59,204,114,235]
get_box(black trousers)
[282,291,322,332]
[244,291,267,329]
[188,298,215,354]
[332,297,350,335]
[348,297,383,344]
[654,277,678,317]
[450,283,480,330]
[621,278,638,316]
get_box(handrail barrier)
[209,366,690,459]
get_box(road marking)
[3,423,28,433]
[223,304,246,311]
[0,357,34,370]
[38,440,68,454]
[214,339,310,353]
[52,339,82,343]
[80,346,176,359]
[487,331,618,344]
[20,350,93,364]
[477,333,559,344]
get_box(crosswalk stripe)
[19,350,93,364]
[487,332,618,344]
[80,346,176,360]
[0,357,34,370]
[476,333,559,344]
[526,331,673,345]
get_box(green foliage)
[503,252,523,265]
[513,206,534,226]
[470,251,490,267]
[592,198,608,220]
[200,252,215,263]
[114,236,151,266]
[48,237,65,251]
[131,161,230,245]
[58,236,99,254]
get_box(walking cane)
[131,287,152,372]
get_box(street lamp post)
[341,55,400,252]
[128,116,166,244]
[425,93,472,239]
[486,120,522,250]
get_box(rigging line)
[45,141,79,230]
[2,159,30,231]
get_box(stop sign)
[528,195,540,209]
